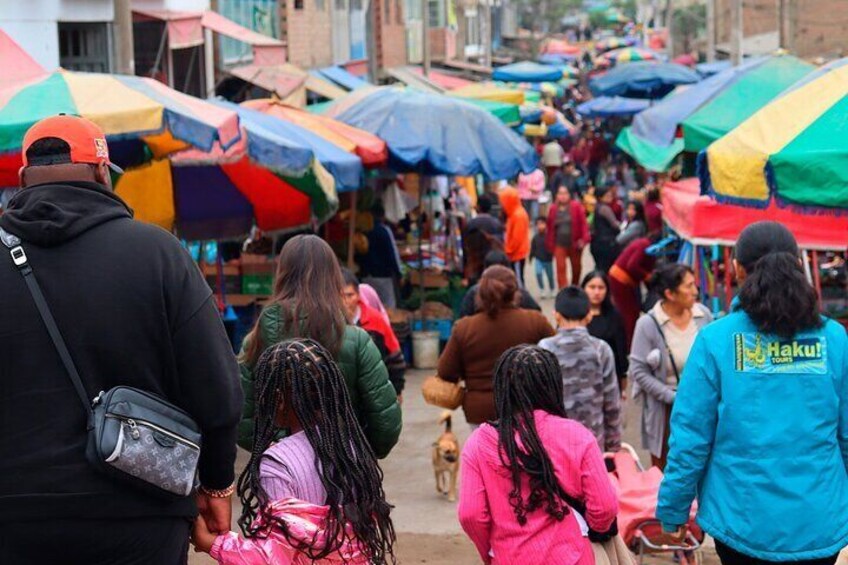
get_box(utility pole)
[422,0,430,75]
[481,0,492,68]
[366,0,379,82]
[786,0,796,54]
[706,0,715,62]
[113,0,135,74]
[730,0,743,65]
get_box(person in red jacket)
[546,186,590,288]
[499,187,531,288]
[608,236,658,347]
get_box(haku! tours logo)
[734,333,826,375]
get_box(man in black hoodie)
[0,116,243,563]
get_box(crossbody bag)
[1,227,201,498]
[648,313,680,384]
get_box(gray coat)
[628,303,713,457]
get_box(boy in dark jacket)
[530,217,555,298]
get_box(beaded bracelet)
[199,483,236,498]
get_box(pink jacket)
[517,169,545,201]
[458,411,618,565]
[211,499,369,565]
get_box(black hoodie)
[0,182,242,521]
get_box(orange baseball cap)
[22,114,123,173]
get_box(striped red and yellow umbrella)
[603,47,658,65]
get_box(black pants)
[715,540,839,565]
[0,517,191,565]
[512,259,526,288]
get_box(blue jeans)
[534,259,555,292]
[521,199,540,222]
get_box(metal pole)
[166,29,175,87]
[730,0,743,65]
[422,0,430,75]
[706,0,716,62]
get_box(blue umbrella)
[589,62,700,99]
[576,96,651,118]
[539,53,578,65]
[492,61,564,83]
[695,60,732,77]
[332,88,537,180]
[212,100,363,191]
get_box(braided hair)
[237,339,397,563]
[493,345,570,526]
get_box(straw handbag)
[421,375,464,410]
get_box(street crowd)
[0,106,847,565]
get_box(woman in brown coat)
[438,265,555,426]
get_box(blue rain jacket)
[657,310,848,561]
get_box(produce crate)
[412,318,453,341]
[242,274,273,295]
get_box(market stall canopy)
[577,96,650,118]
[0,69,240,188]
[492,61,564,83]
[408,66,474,90]
[663,178,848,250]
[672,53,697,67]
[538,53,578,65]
[695,60,732,77]
[541,39,581,55]
[701,58,848,211]
[602,47,658,64]
[595,37,629,53]
[327,88,537,180]
[616,56,770,171]
[459,98,522,126]
[590,62,700,99]
[451,83,525,105]
[228,64,347,103]
[682,54,814,153]
[0,29,46,82]
[242,98,388,166]
[200,10,286,65]
[316,66,370,91]
[385,67,444,93]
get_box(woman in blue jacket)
[657,222,848,565]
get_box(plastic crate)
[242,274,273,295]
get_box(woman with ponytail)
[438,266,554,427]
[457,345,618,563]
[657,222,848,565]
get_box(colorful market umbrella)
[492,62,564,83]
[590,62,700,99]
[126,101,350,240]
[576,96,650,118]
[450,83,525,105]
[326,88,537,180]
[541,39,581,56]
[700,58,848,211]
[0,69,241,188]
[460,98,522,126]
[241,98,388,167]
[595,37,628,53]
[0,29,45,83]
[616,56,774,171]
[602,47,658,64]
[682,54,814,154]
[539,53,578,65]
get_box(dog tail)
[439,410,452,432]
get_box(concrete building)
[0,0,117,72]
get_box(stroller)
[606,444,704,564]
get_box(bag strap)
[647,313,680,384]
[1,228,95,430]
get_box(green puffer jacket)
[238,303,402,458]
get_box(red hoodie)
[498,187,530,262]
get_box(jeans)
[512,259,526,288]
[534,260,555,292]
[521,199,540,222]
[714,541,838,565]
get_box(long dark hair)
[581,270,614,314]
[493,345,570,526]
[736,222,822,338]
[627,200,647,226]
[238,339,396,563]
[476,265,519,318]
[242,235,347,364]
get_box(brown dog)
[432,411,460,502]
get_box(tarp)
[695,60,731,77]
[682,55,814,153]
[616,56,770,171]
[451,83,525,105]
[460,98,522,126]
[538,53,578,65]
[602,47,658,64]
[133,9,204,49]
[590,62,700,99]
[328,87,537,180]
[492,61,563,83]
[541,39,581,55]
[577,96,650,118]
[701,57,848,211]
[408,67,473,90]
[229,64,305,100]
[385,67,444,93]
[317,66,370,91]
[0,29,46,83]
[663,178,848,250]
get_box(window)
[428,0,444,28]
[58,22,111,72]
[294,0,304,10]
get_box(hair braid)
[237,339,397,563]
[493,345,571,526]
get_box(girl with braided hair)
[193,339,397,564]
[458,345,618,564]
